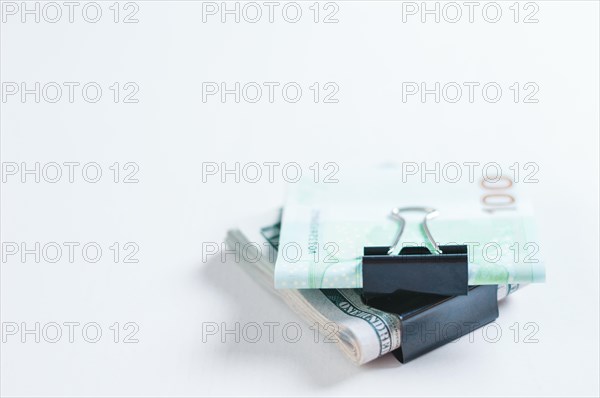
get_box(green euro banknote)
[274,170,545,289]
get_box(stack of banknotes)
[226,169,544,364]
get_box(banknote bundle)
[226,169,542,364]
[227,211,520,365]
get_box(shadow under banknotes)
[197,251,401,385]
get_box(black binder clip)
[364,285,499,363]
[362,207,469,297]
[361,207,499,363]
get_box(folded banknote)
[275,170,545,289]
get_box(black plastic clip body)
[362,245,469,296]
[363,285,499,363]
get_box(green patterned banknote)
[274,170,545,289]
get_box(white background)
[1,1,599,396]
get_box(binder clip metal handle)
[362,207,469,297]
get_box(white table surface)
[1,1,599,396]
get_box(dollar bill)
[275,170,545,289]
[227,210,519,365]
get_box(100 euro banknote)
[275,170,545,289]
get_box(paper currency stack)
[226,169,544,364]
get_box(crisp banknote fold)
[275,170,545,289]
